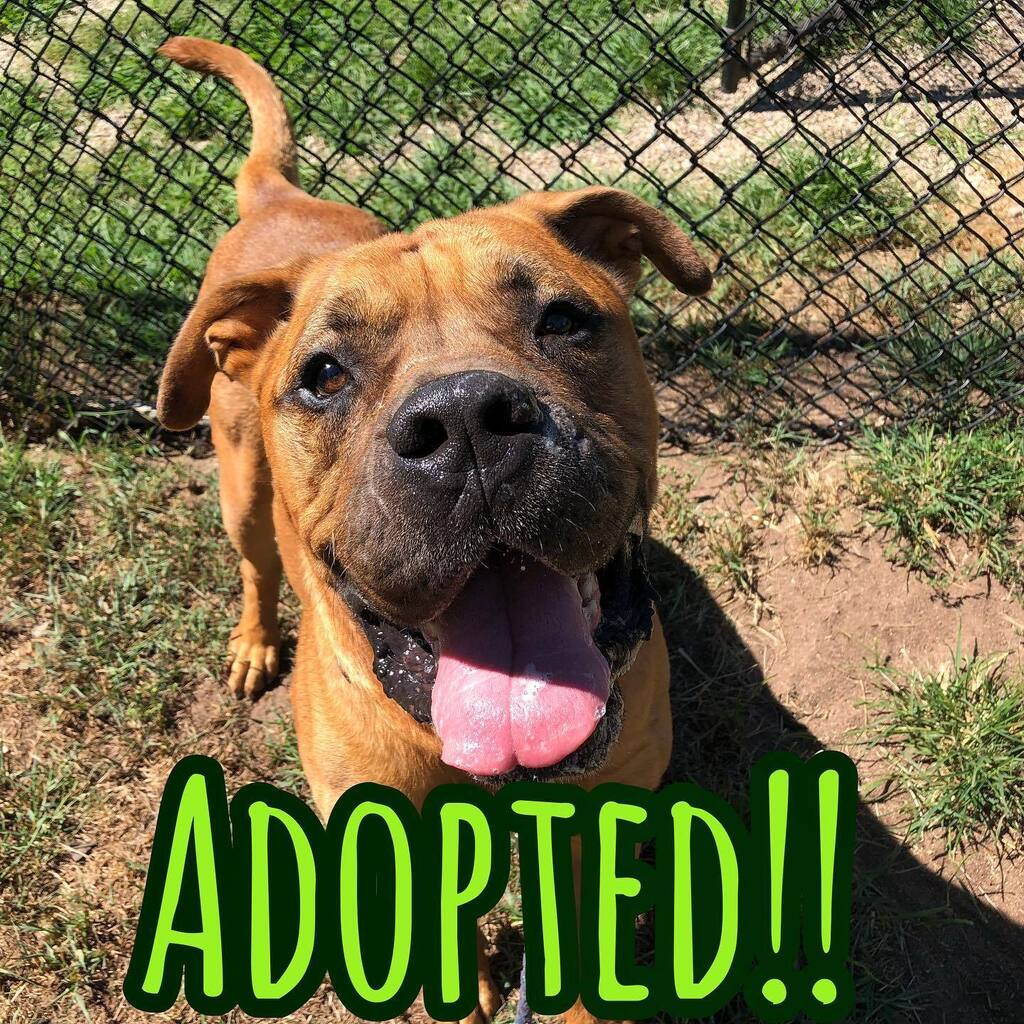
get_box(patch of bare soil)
[758,537,1024,1016]
[657,442,1024,1021]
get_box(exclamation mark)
[811,770,839,1007]
[760,768,790,1008]
[744,754,802,1020]
[803,755,856,1021]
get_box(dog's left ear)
[157,262,304,430]
[511,186,712,298]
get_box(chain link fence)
[1,0,1023,444]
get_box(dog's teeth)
[576,572,600,632]
[577,571,598,603]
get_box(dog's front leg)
[454,925,502,1024]
[210,374,282,697]
[561,836,633,1024]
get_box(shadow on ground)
[635,538,1024,1022]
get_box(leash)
[513,953,532,1024]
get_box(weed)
[0,431,244,1013]
[713,437,848,570]
[686,138,927,276]
[812,0,986,54]
[0,438,78,581]
[0,744,105,1013]
[262,713,309,800]
[855,423,1024,591]
[865,641,1024,852]
[793,473,844,568]
[656,470,766,616]
[0,748,92,901]
[703,508,765,617]
[0,432,244,734]
[870,251,1024,413]
[901,0,986,46]
[655,471,701,546]
[722,434,810,518]
[624,135,949,376]
[327,136,519,228]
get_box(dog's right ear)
[510,186,712,299]
[157,262,304,430]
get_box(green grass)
[3,428,1019,1020]
[658,472,767,619]
[20,436,238,736]
[0,431,314,1016]
[0,750,91,903]
[0,437,77,582]
[871,252,1024,410]
[623,137,929,291]
[323,136,521,226]
[631,136,952,379]
[690,138,933,274]
[792,0,986,58]
[897,0,986,47]
[0,748,109,1008]
[866,642,1024,852]
[855,422,1024,592]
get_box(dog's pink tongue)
[431,556,609,775]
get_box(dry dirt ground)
[662,445,1024,909]
[2,429,1023,1024]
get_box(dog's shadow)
[639,539,1024,1023]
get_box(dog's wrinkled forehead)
[307,213,627,333]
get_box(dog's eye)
[536,303,583,338]
[307,356,350,398]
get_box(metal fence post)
[721,0,749,93]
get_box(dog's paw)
[226,624,280,698]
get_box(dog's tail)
[159,36,300,217]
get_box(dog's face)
[267,208,659,618]
[160,187,710,783]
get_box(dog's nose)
[386,371,543,478]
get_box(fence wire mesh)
[1,0,1023,444]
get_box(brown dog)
[156,36,710,1024]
